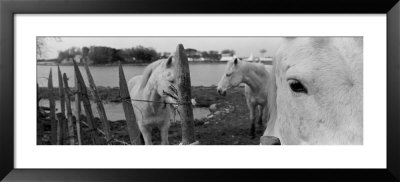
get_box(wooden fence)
[37,44,195,145]
[37,61,140,145]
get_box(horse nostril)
[217,89,226,96]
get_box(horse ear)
[166,56,173,68]
[234,58,238,65]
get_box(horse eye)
[226,73,232,77]
[288,79,307,94]
[169,80,175,84]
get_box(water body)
[39,99,211,122]
[37,62,227,87]
[37,62,228,121]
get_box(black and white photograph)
[36,36,363,145]
[2,0,398,179]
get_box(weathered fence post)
[37,83,41,104]
[74,74,82,145]
[63,73,76,145]
[57,66,65,115]
[56,66,65,145]
[84,59,111,142]
[48,69,57,145]
[37,83,43,145]
[119,63,142,145]
[174,44,196,145]
[56,114,65,145]
[73,60,100,145]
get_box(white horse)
[128,56,178,145]
[263,37,363,145]
[217,58,271,138]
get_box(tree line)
[56,45,238,65]
[57,46,160,64]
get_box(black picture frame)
[1,0,399,181]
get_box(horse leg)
[257,105,264,127]
[139,124,153,145]
[159,121,170,145]
[247,101,256,139]
[262,105,270,126]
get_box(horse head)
[141,56,179,105]
[265,37,363,144]
[217,58,244,96]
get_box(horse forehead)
[157,64,175,76]
[280,37,361,57]
[225,61,236,70]
[278,38,362,77]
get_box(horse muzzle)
[217,88,226,96]
[260,136,281,145]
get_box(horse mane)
[139,59,164,89]
[264,61,278,136]
[310,38,331,49]
[253,63,269,78]
[241,62,268,78]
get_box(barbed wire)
[39,81,193,107]
[62,83,190,106]
[54,86,187,124]
[39,81,192,144]
[120,97,191,106]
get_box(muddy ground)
[38,86,266,145]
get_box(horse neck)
[144,85,161,101]
[240,62,268,92]
[141,75,163,109]
[263,66,279,140]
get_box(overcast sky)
[40,37,284,59]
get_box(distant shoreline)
[37,61,228,67]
